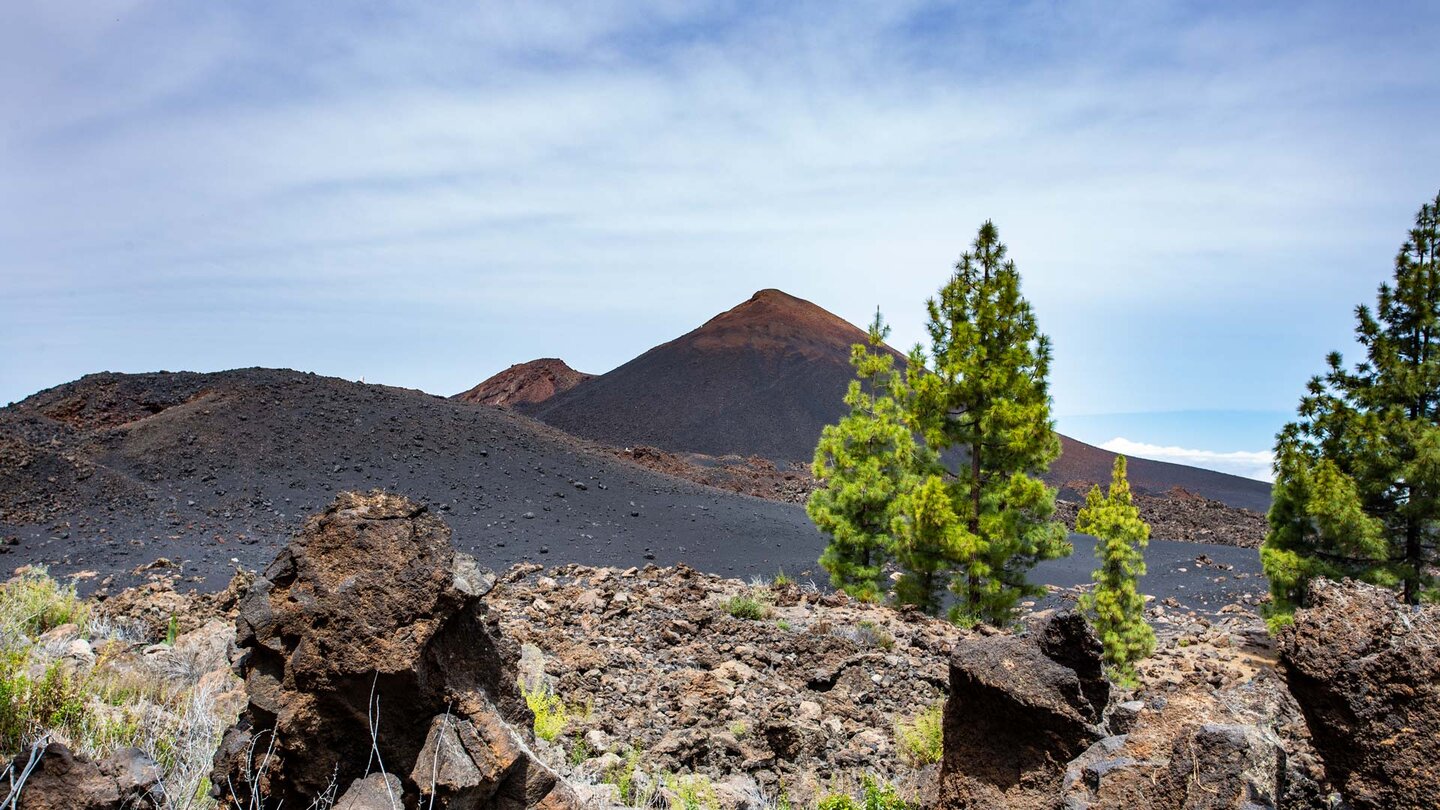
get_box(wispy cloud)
[1101,438,1274,482]
[1,2,1438,425]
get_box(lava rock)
[1279,577,1440,810]
[210,491,576,809]
[938,611,1108,809]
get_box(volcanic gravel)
[0,368,1264,613]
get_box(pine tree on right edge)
[1076,456,1155,685]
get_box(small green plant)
[0,567,90,639]
[568,737,591,766]
[728,720,749,738]
[519,681,570,742]
[165,615,180,646]
[604,747,654,807]
[775,619,792,631]
[722,594,769,620]
[818,777,915,810]
[857,620,895,651]
[894,703,944,766]
[665,773,720,810]
[773,570,795,588]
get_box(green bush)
[818,777,915,810]
[722,595,769,620]
[604,747,655,807]
[773,570,795,588]
[0,567,89,640]
[665,773,720,810]
[894,702,944,766]
[519,681,570,742]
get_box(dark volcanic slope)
[0,369,822,591]
[528,289,1273,511]
[453,358,592,408]
[1050,436,1272,513]
[529,289,897,461]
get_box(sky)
[3,2,1439,482]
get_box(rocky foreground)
[2,492,1436,809]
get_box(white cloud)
[1100,438,1275,483]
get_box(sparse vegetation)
[728,720,749,738]
[856,620,895,651]
[520,680,575,742]
[722,594,770,620]
[817,776,915,810]
[664,772,720,810]
[893,703,944,767]
[773,570,795,588]
[604,747,658,808]
[0,568,233,809]
[775,618,792,631]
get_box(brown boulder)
[212,490,576,809]
[1279,577,1440,810]
[3,743,160,810]
[938,611,1108,809]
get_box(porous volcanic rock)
[453,358,592,409]
[1279,578,1440,810]
[211,490,577,809]
[2,743,160,810]
[939,612,1108,809]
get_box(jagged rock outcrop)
[2,743,160,810]
[1279,577,1440,810]
[939,612,1109,809]
[211,490,578,809]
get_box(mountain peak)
[453,358,592,408]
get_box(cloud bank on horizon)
[2,1,1438,467]
[1101,437,1275,483]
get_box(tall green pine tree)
[1263,191,1440,618]
[1076,456,1155,683]
[905,221,1070,625]
[808,310,922,601]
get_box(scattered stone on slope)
[1279,577,1440,810]
[486,562,967,807]
[210,490,577,809]
[2,743,160,810]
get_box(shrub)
[0,567,89,641]
[664,773,720,810]
[519,681,570,742]
[604,747,657,807]
[775,619,792,631]
[0,569,234,808]
[856,620,895,651]
[818,777,915,810]
[722,595,769,620]
[773,570,795,588]
[894,703,944,766]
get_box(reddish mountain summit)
[527,289,1272,511]
[529,289,899,462]
[453,358,592,408]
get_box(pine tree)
[889,474,965,615]
[906,221,1070,625]
[1076,456,1154,683]
[1263,191,1440,618]
[808,310,922,601]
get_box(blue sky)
[3,2,1439,481]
